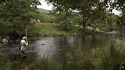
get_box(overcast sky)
[38,0,121,15]
[37,0,53,10]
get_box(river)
[0,34,124,70]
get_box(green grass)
[35,23,77,35]
[34,23,93,36]
[0,23,96,36]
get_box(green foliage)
[59,17,73,31]
[101,13,118,31]
[88,12,118,31]
[38,13,54,23]
[112,0,125,26]
[46,0,107,31]
[51,10,82,31]
[0,0,40,35]
[47,0,125,32]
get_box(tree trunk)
[83,22,86,31]
[93,27,96,32]
[64,23,68,31]
[82,14,87,31]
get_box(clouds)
[37,0,121,16]
[112,9,121,16]
[37,0,53,10]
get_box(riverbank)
[33,23,118,36]
[31,23,103,36]
[0,23,118,38]
[0,23,82,40]
[33,23,84,36]
[0,23,83,37]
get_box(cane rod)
[26,26,28,41]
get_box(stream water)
[0,34,124,70]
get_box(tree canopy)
[0,0,40,35]
[46,0,125,31]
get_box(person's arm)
[26,40,28,46]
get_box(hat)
[22,36,26,40]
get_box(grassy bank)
[33,23,93,36]
[0,23,93,36]
[0,23,114,36]
[34,23,79,35]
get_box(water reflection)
[28,34,116,61]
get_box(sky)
[38,0,121,15]
[112,9,121,15]
[37,0,53,10]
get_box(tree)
[110,0,125,33]
[0,0,40,36]
[106,0,125,25]
[46,0,109,31]
[46,0,125,32]
[54,11,73,30]
[51,9,82,31]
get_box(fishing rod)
[26,26,28,40]
[25,26,28,45]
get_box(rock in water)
[119,61,125,70]
[2,38,8,44]
[73,32,77,36]
[41,44,45,45]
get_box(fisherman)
[119,60,125,70]
[20,36,28,53]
